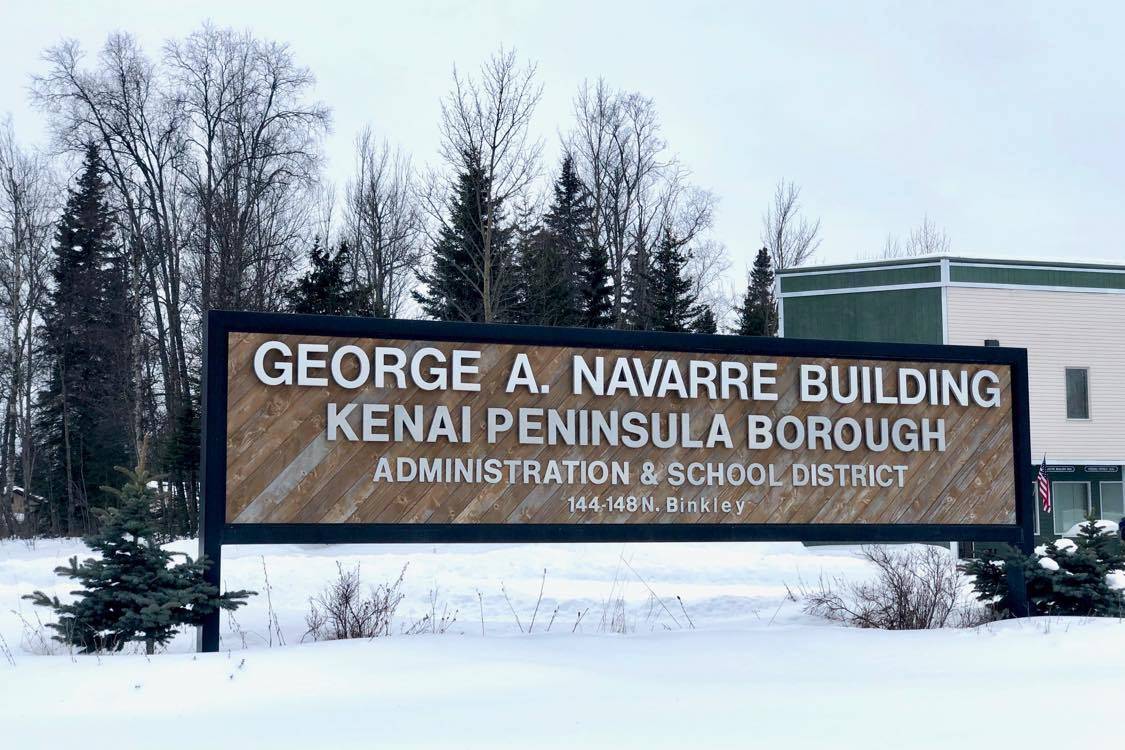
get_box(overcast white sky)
[3,0,1124,273]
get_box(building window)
[1052,481,1090,534]
[1065,368,1089,419]
[1101,481,1124,520]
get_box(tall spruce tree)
[415,148,515,322]
[624,240,654,330]
[24,446,253,654]
[543,154,594,326]
[734,247,777,336]
[580,236,613,328]
[639,227,698,333]
[38,144,134,535]
[285,239,373,316]
[517,155,591,327]
[564,152,612,329]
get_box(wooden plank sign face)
[217,321,1024,530]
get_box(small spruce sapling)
[1035,515,1125,616]
[961,547,1016,616]
[24,446,254,654]
[962,514,1125,618]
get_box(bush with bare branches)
[402,587,459,635]
[303,563,407,641]
[802,545,987,630]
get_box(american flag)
[1037,457,1051,513]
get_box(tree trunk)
[61,368,78,535]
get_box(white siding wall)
[946,286,1125,462]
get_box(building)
[7,486,38,524]
[777,255,1125,540]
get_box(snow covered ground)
[1,538,1123,748]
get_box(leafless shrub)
[544,604,559,632]
[224,608,249,650]
[676,596,695,630]
[621,555,682,629]
[476,589,485,636]
[303,562,407,642]
[14,608,69,657]
[261,557,285,647]
[0,631,16,665]
[528,568,547,633]
[602,595,629,634]
[403,586,458,635]
[801,545,985,630]
[642,592,663,631]
[501,581,524,633]
[598,557,630,634]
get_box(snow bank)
[3,615,1123,748]
[1,537,879,653]
[3,538,1123,748]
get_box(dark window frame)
[1051,480,1091,535]
[1065,367,1090,420]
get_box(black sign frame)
[199,310,1034,651]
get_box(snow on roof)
[777,253,1125,275]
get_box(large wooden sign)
[199,311,1033,649]
[205,311,1032,537]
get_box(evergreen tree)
[517,155,592,327]
[158,392,200,537]
[1033,516,1125,616]
[734,247,777,336]
[548,151,609,329]
[285,239,373,316]
[415,148,515,322]
[580,236,613,329]
[692,305,718,334]
[963,516,1125,618]
[24,447,254,654]
[38,143,134,535]
[961,546,1027,618]
[510,214,557,327]
[637,227,697,332]
[624,240,654,330]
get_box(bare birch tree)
[878,215,951,258]
[571,80,717,327]
[0,122,55,535]
[424,47,543,322]
[345,128,423,317]
[165,24,331,314]
[687,237,733,324]
[761,180,821,269]
[32,26,329,534]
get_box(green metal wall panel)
[950,264,1125,290]
[782,288,943,344]
[1034,465,1124,541]
[780,264,941,293]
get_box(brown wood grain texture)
[225,333,1017,526]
